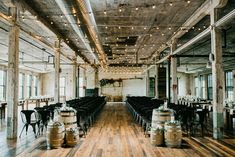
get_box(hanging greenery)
[100,78,122,86]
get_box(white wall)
[41,67,75,101]
[98,72,146,101]
[177,72,190,96]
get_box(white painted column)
[77,65,80,98]
[233,70,235,102]
[204,74,208,99]
[146,69,150,96]
[171,40,178,104]
[94,67,99,88]
[155,65,159,98]
[6,7,19,139]
[185,74,191,95]
[211,8,225,139]
[54,39,61,103]
[72,63,77,98]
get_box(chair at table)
[34,107,51,134]
[19,110,40,138]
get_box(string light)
[104,10,107,15]
[105,26,108,29]
[131,27,134,30]
[135,7,139,11]
[169,2,173,6]
[187,1,191,4]
[119,8,122,12]
[152,5,156,9]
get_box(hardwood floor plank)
[1,103,235,157]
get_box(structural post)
[54,39,61,103]
[204,74,208,99]
[76,65,80,98]
[167,59,171,104]
[146,69,150,96]
[171,40,178,104]
[7,7,19,139]
[72,63,77,98]
[185,74,191,95]
[211,8,224,139]
[94,67,99,96]
[233,70,235,102]
[155,65,159,98]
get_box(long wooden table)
[24,97,54,110]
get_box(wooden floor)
[1,103,235,157]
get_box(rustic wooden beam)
[211,8,225,139]
[6,7,19,139]
[54,39,61,103]
[171,40,178,104]
[72,63,78,99]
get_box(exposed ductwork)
[55,0,99,63]
[75,0,107,68]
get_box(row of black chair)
[126,96,210,137]
[168,103,210,136]
[66,96,106,135]
[126,96,164,135]
[19,96,106,138]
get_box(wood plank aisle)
[1,103,235,157]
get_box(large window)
[207,74,213,100]
[225,71,233,100]
[194,77,199,97]
[0,70,6,101]
[26,75,32,98]
[199,75,206,99]
[19,73,25,100]
[60,77,66,96]
[32,76,38,97]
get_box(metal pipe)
[55,0,98,62]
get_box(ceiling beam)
[150,0,212,60]
[13,0,92,65]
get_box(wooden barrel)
[151,109,172,128]
[65,128,79,147]
[150,127,164,146]
[164,121,182,148]
[59,109,77,129]
[46,121,65,149]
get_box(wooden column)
[7,7,19,139]
[146,69,149,96]
[155,65,159,98]
[76,65,80,98]
[94,67,99,88]
[204,74,208,99]
[211,8,224,139]
[185,74,191,95]
[233,70,235,102]
[54,39,61,103]
[72,63,77,98]
[167,59,171,104]
[171,40,178,104]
